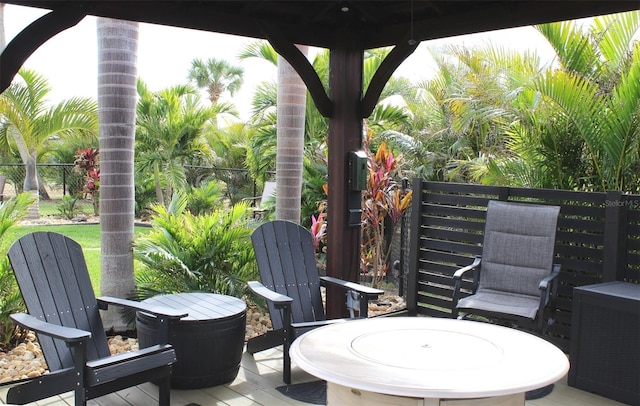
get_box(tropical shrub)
[135,81,215,207]
[300,142,328,230]
[134,177,158,220]
[0,193,35,349]
[134,193,257,300]
[74,148,100,215]
[310,200,328,270]
[185,180,226,216]
[360,128,412,288]
[56,195,80,220]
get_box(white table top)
[290,317,569,399]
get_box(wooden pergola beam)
[261,23,334,118]
[0,8,86,92]
[360,35,419,118]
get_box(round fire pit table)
[136,292,246,389]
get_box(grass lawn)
[38,199,96,217]
[4,224,151,295]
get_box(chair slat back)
[480,201,560,297]
[8,232,110,371]
[251,221,325,330]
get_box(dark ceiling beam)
[367,1,640,48]
[359,36,419,118]
[0,8,86,92]
[260,23,334,118]
[4,1,638,50]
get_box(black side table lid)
[574,281,640,301]
[142,292,246,321]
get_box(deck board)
[0,345,626,406]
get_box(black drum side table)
[137,292,246,389]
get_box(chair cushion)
[457,289,540,319]
[479,201,560,297]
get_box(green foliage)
[134,176,159,220]
[134,193,257,300]
[398,11,640,194]
[300,143,328,229]
[0,258,27,349]
[0,194,34,240]
[187,57,245,105]
[185,180,225,216]
[56,195,80,220]
[0,68,98,214]
[135,80,215,206]
[47,130,99,166]
[204,122,256,203]
[523,11,640,192]
[0,193,35,348]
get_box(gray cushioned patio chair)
[452,200,561,334]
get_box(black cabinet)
[569,282,640,406]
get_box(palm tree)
[395,43,546,184]
[187,58,244,105]
[529,11,640,192]
[240,41,310,223]
[0,69,97,218]
[403,11,639,193]
[204,121,256,203]
[135,80,214,206]
[275,46,308,223]
[239,41,278,184]
[96,17,139,331]
[245,83,277,183]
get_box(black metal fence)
[0,163,264,202]
[0,163,83,199]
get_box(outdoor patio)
[0,343,627,406]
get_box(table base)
[328,382,525,406]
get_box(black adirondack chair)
[247,220,384,384]
[6,232,187,406]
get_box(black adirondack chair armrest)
[10,313,91,343]
[291,318,346,330]
[319,276,384,298]
[97,296,188,320]
[248,281,293,309]
[320,277,384,318]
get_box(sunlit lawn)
[4,224,151,295]
[38,199,95,217]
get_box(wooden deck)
[0,344,626,406]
